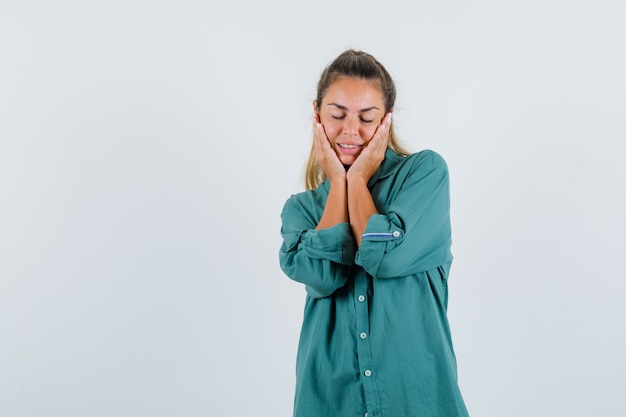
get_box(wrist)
[346,171,369,186]
[328,169,347,183]
[328,174,347,189]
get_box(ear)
[312,100,320,123]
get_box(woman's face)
[315,76,387,166]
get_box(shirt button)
[358,295,366,302]
[364,369,372,377]
[360,332,367,339]
[392,230,400,237]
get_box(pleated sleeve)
[279,193,356,298]
[355,150,453,279]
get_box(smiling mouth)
[337,143,360,149]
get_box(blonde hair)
[304,50,410,190]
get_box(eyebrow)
[327,103,380,113]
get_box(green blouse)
[279,149,469,417]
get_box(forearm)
[316,180,349,230]
[347,176,378,246]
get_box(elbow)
[305,284,337,299]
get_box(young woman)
[279,49,470,417]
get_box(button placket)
[353,274,382,416]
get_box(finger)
[379,112,392,136]
[371,113,391,138]
[314,123,330,142]
[313,123,325,155]
[370,116,390,149]
[314,123,335,161]
[314,123,330,150]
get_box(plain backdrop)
[1,1,625,416]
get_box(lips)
[337,143,361,149]
[335,142,362,157]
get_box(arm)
[278,122,355,298]
[314,122,349,230]
[346,176,377,246]
[279,195,355,298]
[355,151,453,278]
[346,114,392,245]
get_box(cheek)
[322,120,342,139]
[360,126,378,141]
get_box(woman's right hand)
[314,122,346,183]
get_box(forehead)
[323,77,384,109]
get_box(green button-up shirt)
[279,149,470,417]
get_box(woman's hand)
[347,113,392,183]
[314,121,346,184]
[313,118,349,230]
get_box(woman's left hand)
[347,113,392,183]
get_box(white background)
[1,1,625,416]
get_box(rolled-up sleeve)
[279,195,356,298]
[355,151,453,279]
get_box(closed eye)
[330,114,373,123]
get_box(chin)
[336,152,360,166]
[339,157,357,166]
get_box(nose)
[342,118,359,136]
